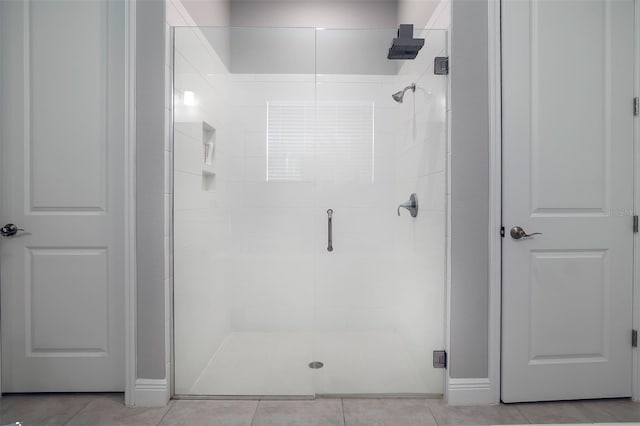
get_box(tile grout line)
[424,400,441,426]
[599,402,627,423]
[156,399,176,425]
[513,404,534,424]
[250,399,261,426]
[341,398,346,426]
[61,396,97,426]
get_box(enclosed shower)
[172,25,448,397]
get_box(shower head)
[392,91,404,103]
[387,24,424,60]
[392,84,416,103]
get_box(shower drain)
[308,361,324,369]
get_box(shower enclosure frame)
[169,21,449,400]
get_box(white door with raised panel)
[502,0,634,402]
[0,0,125,391]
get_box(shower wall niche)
[175,120,217,191]
[173,24,448,397]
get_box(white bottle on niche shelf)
[201,121,216,191]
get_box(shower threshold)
[172,393,443,400]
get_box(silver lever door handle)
[510,226,542,240]
[1,223,25,237]
[327,209,333,252]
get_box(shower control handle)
[397,193,418,218]
[327,209,333,252]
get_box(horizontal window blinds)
[267,101,374,183]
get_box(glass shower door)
[173,26,317,396]
[173,24,448,397]
[311,28,448,395]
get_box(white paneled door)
[0,1,125,391]
[502,0,634,402]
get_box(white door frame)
[124,0,137,407]
[487,0,502,405]
[0,0,137,405]
[488,0,640,403]
[632,0,640,402]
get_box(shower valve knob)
[397,193,418,218]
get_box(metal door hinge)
[633,329,638,348]
[500,226,505,237]
[433,350,447,368]
[634,215,638,233]
[634,97,639,116]
[434,57,449,75]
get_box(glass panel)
[173,26,316,396]
[312,28,447,395]
[173,25,447,397]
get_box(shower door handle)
[327,209,333,252]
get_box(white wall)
[226,74,316,332]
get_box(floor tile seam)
[250,399,261,426]
[595,403,632,423]
[424,400,442,426]
[61,397,98,426]
[340,398,346,426]
[512,404,535,425]
[156,399,176,425]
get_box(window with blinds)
[266,101,375,183]
[266,101,315,182]
[315,101,375,183]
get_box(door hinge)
[633,329,638,348]
[434,57,449,75]
[433,350,447,368]
[500,226,505,237]
[634,97,639,116]
[634,215,638,233]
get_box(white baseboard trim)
[446,378,497,405]
[134,379,170,407]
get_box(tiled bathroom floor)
[1,394,640,426]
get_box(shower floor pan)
[178,331,441,397]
